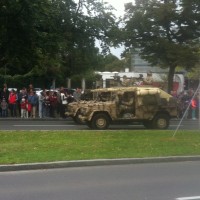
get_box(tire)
[90,113,110,130]
[73,114,85,125]
[152,114,170,129]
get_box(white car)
[8,88,17,92]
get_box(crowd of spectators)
[0,83,82,119]
[0,83,199,120]
[172,88,200,120]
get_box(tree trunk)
[167,65,176,94]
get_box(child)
[1,98,8,117]
[20,97,27,118]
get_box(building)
[131,48,168,73]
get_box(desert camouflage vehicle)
[65,89,97,124]
[66,86,178,129]
[65,88,118,124]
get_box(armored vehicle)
[67,86,178,129]
[65,89,96,124]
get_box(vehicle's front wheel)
[152,114,169,129]
[90,113,110,130]
[73,113,85,125]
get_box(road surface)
[0,161,200,200]
[0,118,199,130]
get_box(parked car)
[8,88,17,92]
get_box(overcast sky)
[75,0,134,58]
[103,0,134,58]
[105,0,132,17]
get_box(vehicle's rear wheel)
[152,114,169,129]
[90,113,110,130]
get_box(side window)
[123,92,135,99]
[142,95,157,105]
[97,91,113,101]
[121,92,135,106]
[99,92,111,101]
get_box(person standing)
[60,88,68,118]
[43,91,50,118]
[49,91,58,118]
[28,91,38,118]
[17,88,27,117]
[38,91,45,118]
[1,84,9,102]
[73,88,82,101]
[28,84,34,94]
[121,75,131,87]
[191,96,197,120]
[1,84,9,117]
[20,97,28,118]
[8,89,17,117]
[1,98,8,117]
[143,71,154,85]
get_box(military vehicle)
[65,88,117,124]
[66,86,178,129]
[65,89,96,124]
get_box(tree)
[187,61,200,80]
[62,0,120,79]
[123,0,200,92]
[0,0,119,87]
[102,54,123,71]
[0,0,64,86]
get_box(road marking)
[176,196,200,200]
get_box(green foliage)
[187,62,200,80]
[0,0,119,87]
[123,0,200,92]
[103,54,124,71]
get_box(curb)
[1,156,200,172]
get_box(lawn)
[0,130,200,164]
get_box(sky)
[103,0,133,58]
[74,0,134,58]
[105,0,132,17]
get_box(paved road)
[0,118,199,130]
[1,161,200,200]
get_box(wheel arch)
[154,111,170,119]
[89,111,112,122]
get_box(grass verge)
[0,130,200,164]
